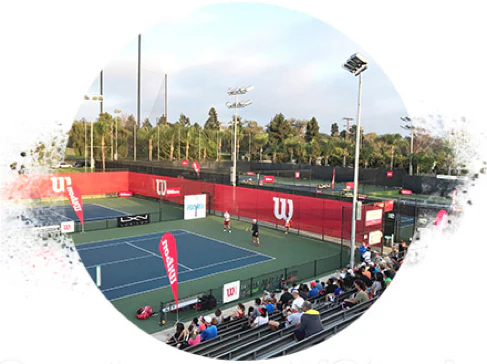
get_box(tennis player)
[284,217,292,235]
[223,210,231,233]
[246,219,260,246]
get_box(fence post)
[250,277,253,298]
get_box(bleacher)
[165,286,377,359]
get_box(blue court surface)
[76,230,275,301]
[22,203,128,227]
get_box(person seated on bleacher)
[277,285,293,311]
[371,272,386,297]
[250,307,269,328]
[341,279,369,310]
[315,279,324,292]
[323,277,338,296]
[198,316,207,332]
[291,290,304,312]
[325,278,344,302]
[293,301,324,341]
[353,268,373,288]
[361,265,372,280]
[389,247,400,266]
[268,306,303,332]
[307,281,319,299]
[298,284,309,299]
[362,246,373,264]
[383,269,394,287]
[186,325,201,347]
[398,240,408,262]
[230,302,246,320]
[264,298,276,314]
[176,324,199,349]
[166,322,186,344]
[214,308,225,325]
[199,315,218,341]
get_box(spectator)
[323,277,338,296]
[264,299,275,315]
[389,247,400,266]
[362,246,373,264]
[176,324,195,349]
[230,302,246,320]
[326,278,344,302]
[294,301,324,341]
[199,316,218,341]
[398,240,408,262]
[383,269,394,287]
[361,265,372,280]
[251,307,269,328]
[290,282,298,293]
[298,284,309,300]
[214,308,225,325]
[291,290,304,312]
[277,285,293,311]
[268,306,303,332]
[187,325,201,347]
[314,279,323,291]
[246,306,255,326]
[166,322,185,344]
[269,292,278,305]
[198,316,207,332]
[341,279,370,310]
[371,272,386,297]
[354,269,373,287]
[358,242,368,263]
[307,281,319,299]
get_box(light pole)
[114,109,122,161]
[342,53,368,269]
[84,95,103,172]
[401,116,415,176]
[226,86,253,186]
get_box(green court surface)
[71,196,344,334]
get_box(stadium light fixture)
[401,116,416,176]
[114,109,122,161]
[226,85,253,186]
[84,94,103,172]
[342,53,368,269]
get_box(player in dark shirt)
[248,219,260,246]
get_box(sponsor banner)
[373,199,394,212]
[345,182,354,190]
[184,194,207,220]
[263,176,274,183]
[400,189,413,195]
[117,214,150,227]
[294,172,300,178]
[436,175,468,181]
[386,171,393,177]
[368,230,383,245]
[182,159,189,166]
[166,187,181,197]
[118,191,133,198]
[365,209,383,227]
[159,232,179,308]
[60,221,74,233]
[358,195,367,200]
[223,280,241,304]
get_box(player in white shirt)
[223,210,231,233]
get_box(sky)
[76,2,408,136]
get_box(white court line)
[110,257,273,301]
[84,255,154,269]
[179,229,275,260]
[88,203,129,215]
[103,254,263,293]
[123,241,193,271]
[75,230,188,249]
[76,236,159,251]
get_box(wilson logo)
[273,197,293,221]
[226,287,236,297]
[156,179,167,196]
[51,176,72,193]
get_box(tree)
[94,112,114,171]
[204,107,220,130]
[178,113,191,127]
[305,117,319,143]
[330,123,339,137]
[142,118,153,128]
[266,113,292,162]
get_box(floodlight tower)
[226,86,253,186]
[400,116,416,176]
[342,52,368,269]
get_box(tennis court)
[21,203,129,227]
[77,229,274,301]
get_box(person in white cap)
[199,315,218,341]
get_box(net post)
[96,265,101,287]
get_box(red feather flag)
[64,184,84,226]
[159,232,179,308]
[331,168,336,190]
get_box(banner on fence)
[117,214,150,227]
[223,280,241,304]
[184,194,207,220]
[365,209,382,227]
[61,221,74,233]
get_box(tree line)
[67,107,459,174]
